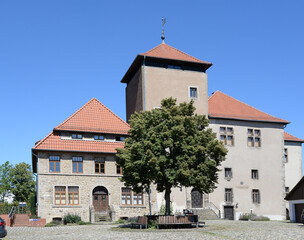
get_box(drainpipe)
[148,187,152,215]
[143,56,146,111]
[32,151,39,216]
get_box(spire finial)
[161,17,166,43]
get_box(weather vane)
[161,17,166,42]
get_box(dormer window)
[115,136,125,141]
[72,134,82,139]
[94,135,104,140]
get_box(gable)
[285,177,304,201]
[54,98,130,134]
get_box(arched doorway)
[92,186,109,212]
[191,189,203,208]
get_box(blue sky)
[1,0,304,172]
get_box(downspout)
[143,56,146,111]
[32,151,39,217]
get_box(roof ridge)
[211,91,287,121]
[54,98,97,130]
[164,43,205,63]
[143,43,163,55]
[142,43,210,64]
[54,98,130,131]
[208,90,220,100]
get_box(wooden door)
[191,190,203,208]
[224,206,234,220]
[93,194,108,212]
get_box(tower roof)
[121,43,212,83]
[208,91,289,124]
[140,43,212,65]
[284,131,304,142]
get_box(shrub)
[239,213,256,221]
[148,219,158,229]
[159,204,173,215]
[29,215,40,219]
[251,215,270,221]
[115,218,125,224]
[77,221,91,225]
[63,214,81,224]
[45,220,61,227]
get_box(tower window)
[189,87,198,99]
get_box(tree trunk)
[165,188,171,216]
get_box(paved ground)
[3,220,304,240]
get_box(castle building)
[33,41,303,222]
[121,42,303,220]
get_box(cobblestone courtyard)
[4,220,304,240]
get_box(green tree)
[116,98,227,215]
[9,162,35,202]
[0,161,13,203]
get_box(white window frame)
[188,86,199,100]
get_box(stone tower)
[121,42,212,121]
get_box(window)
[248,129,261,147]
[284,148,288,163]
[116,164,122,175]
[251,169,259,179]
[285,187,289,193]
[224,168,232,179]
[49,156,60,173]
[72,157,83,173]
[68,187,79,205]
[133,193,143,205]
[115,136,125,141]
[94,135,104,140]
[95,158,105,174]
[189,87,198,99]
[220,127,234,146]
[225,188,233,203]
[122,188,132,206]
[167,64,182,70]
[72,133,83,139]
[55,186,66,205]
[252,189,260,204]
[121,188,143,206]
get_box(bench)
[131,216,148,229]
[157,215,199,229]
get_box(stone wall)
[37,151,158,223]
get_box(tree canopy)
[9,162,35,202]
[0,161,13,203]
[116,98,227,215]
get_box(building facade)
[32,99,156,223]
[121,42,303,220]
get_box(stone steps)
[94,212,111,222]
[191,208,219,220]
[13,214,30,227]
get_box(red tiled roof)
[140,43,212,65]
[33,98,129,153]
[208,91,289,124]
[54,98,130,134]
[284,131,304,142]
[33,132,124,153]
